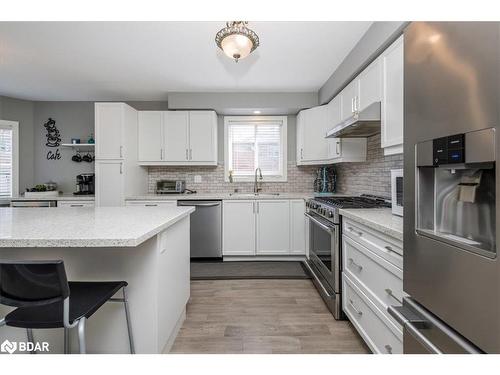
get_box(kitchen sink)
[229,193,280,197]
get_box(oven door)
[305,212,340,294]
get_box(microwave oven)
[391,169,403,216]
[156,180,186,194]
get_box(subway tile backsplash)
[147,134,403,197]
[335,134,404,198]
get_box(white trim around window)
[224,116,288,182]
[0,120,19,203]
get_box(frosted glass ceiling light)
[215,21,260,62]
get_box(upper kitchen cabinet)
[296,97,366,166]
[358,58,382,112]
[340,79,359,121]
[95,102,126,159]
[381,35,404,155]
[138,110,217,166]
[138,111,163,162]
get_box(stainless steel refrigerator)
[389,22,500,353]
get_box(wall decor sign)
[43,117,61,160]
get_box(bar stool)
[0,260,135,354]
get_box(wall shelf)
[60,143,95,152]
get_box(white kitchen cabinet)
[95,103,125,160]
[256,200,290,254]
[94,103,148,207]
[381,35,404,155]
[125,200,177,207]
[57,200,95,208]
[95,160,125,207]
[290,199,306,255]
[188,111,218,163]
[358,58,382,112]
[138,110,218,166]
[138,111,163,162]
[297,99,367,165]
[222,200,256,256]
[164,111,189,162]
[223,199,306,257]
[340,80,359,121]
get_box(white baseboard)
[223,256,306,262]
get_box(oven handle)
[304,212,335,233]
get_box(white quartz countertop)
[10,194,95,201]
[0,206,194,248]
[339,208,403,241]
[126,193,315,201]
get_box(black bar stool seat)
[4,281,127,329]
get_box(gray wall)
[319,21,409,104]
[168,92,318,115]
[33,102,95,193]
[0,96,35,192]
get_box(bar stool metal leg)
[77,318,86,354]
[26,328,36,354]
[64,328,70,354]
[122,287,135,354]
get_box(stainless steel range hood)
[325,101,381,138]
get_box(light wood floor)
[170,279,370,354]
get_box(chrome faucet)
[254,167,263,194]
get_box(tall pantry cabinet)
[94,103,148,206]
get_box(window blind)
[228,121,283,177]
[0,127,13,198]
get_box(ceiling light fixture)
[215,21,260,63]
[253,110,261,114]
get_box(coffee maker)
[74,173,95,195]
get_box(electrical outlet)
[194,175,202,183]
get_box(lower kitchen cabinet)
[57,200,95,208]
[222,200,257,256]
[341,217,404,354]
[222,199,306,257]
[95,160,125,207]
[256,200,290,255]
[125,200,177,207]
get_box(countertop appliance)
[156,180,186,194]
[326,101,381,139]
[388,22,499,354]
[304,195,390,319]
[391,169,403,216]
[74,173,95,195]
[177,200,222,259]
[10,200,57,208]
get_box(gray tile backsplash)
[147,134,403,196]
[334,134,403,198]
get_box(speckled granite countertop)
[10,194,95,201]
[339,208,403,241]
[126,193,316,201]
[0,206,194,248]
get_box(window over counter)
[224,116,287,182]
[0,120,19,202]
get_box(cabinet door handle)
[336,141,340,155]
[119,162,123,174]
[160,149,163,160]
[347,226,363,236]
[189,148,192,160]
[385,344,393,354]
[385,288,403,304]
[185,149,188,160]
[348,258,363,272]
[351,98,354,113]
[119,145,123,158]
[301,148,303,160]
[349,299,363,316]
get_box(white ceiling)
[0,22,372,101]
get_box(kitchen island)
[0,206,195,354]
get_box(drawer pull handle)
[70,204,84,207]
[385,344,393,354]
[348,258,363,272]
[347,226,363,236]
[384,245,398,254]
[145,204,158,207]
[349,299,363,316]
[385,288,403,304]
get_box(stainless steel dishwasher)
[177,200,222,259]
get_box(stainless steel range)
[304,195,390,319]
